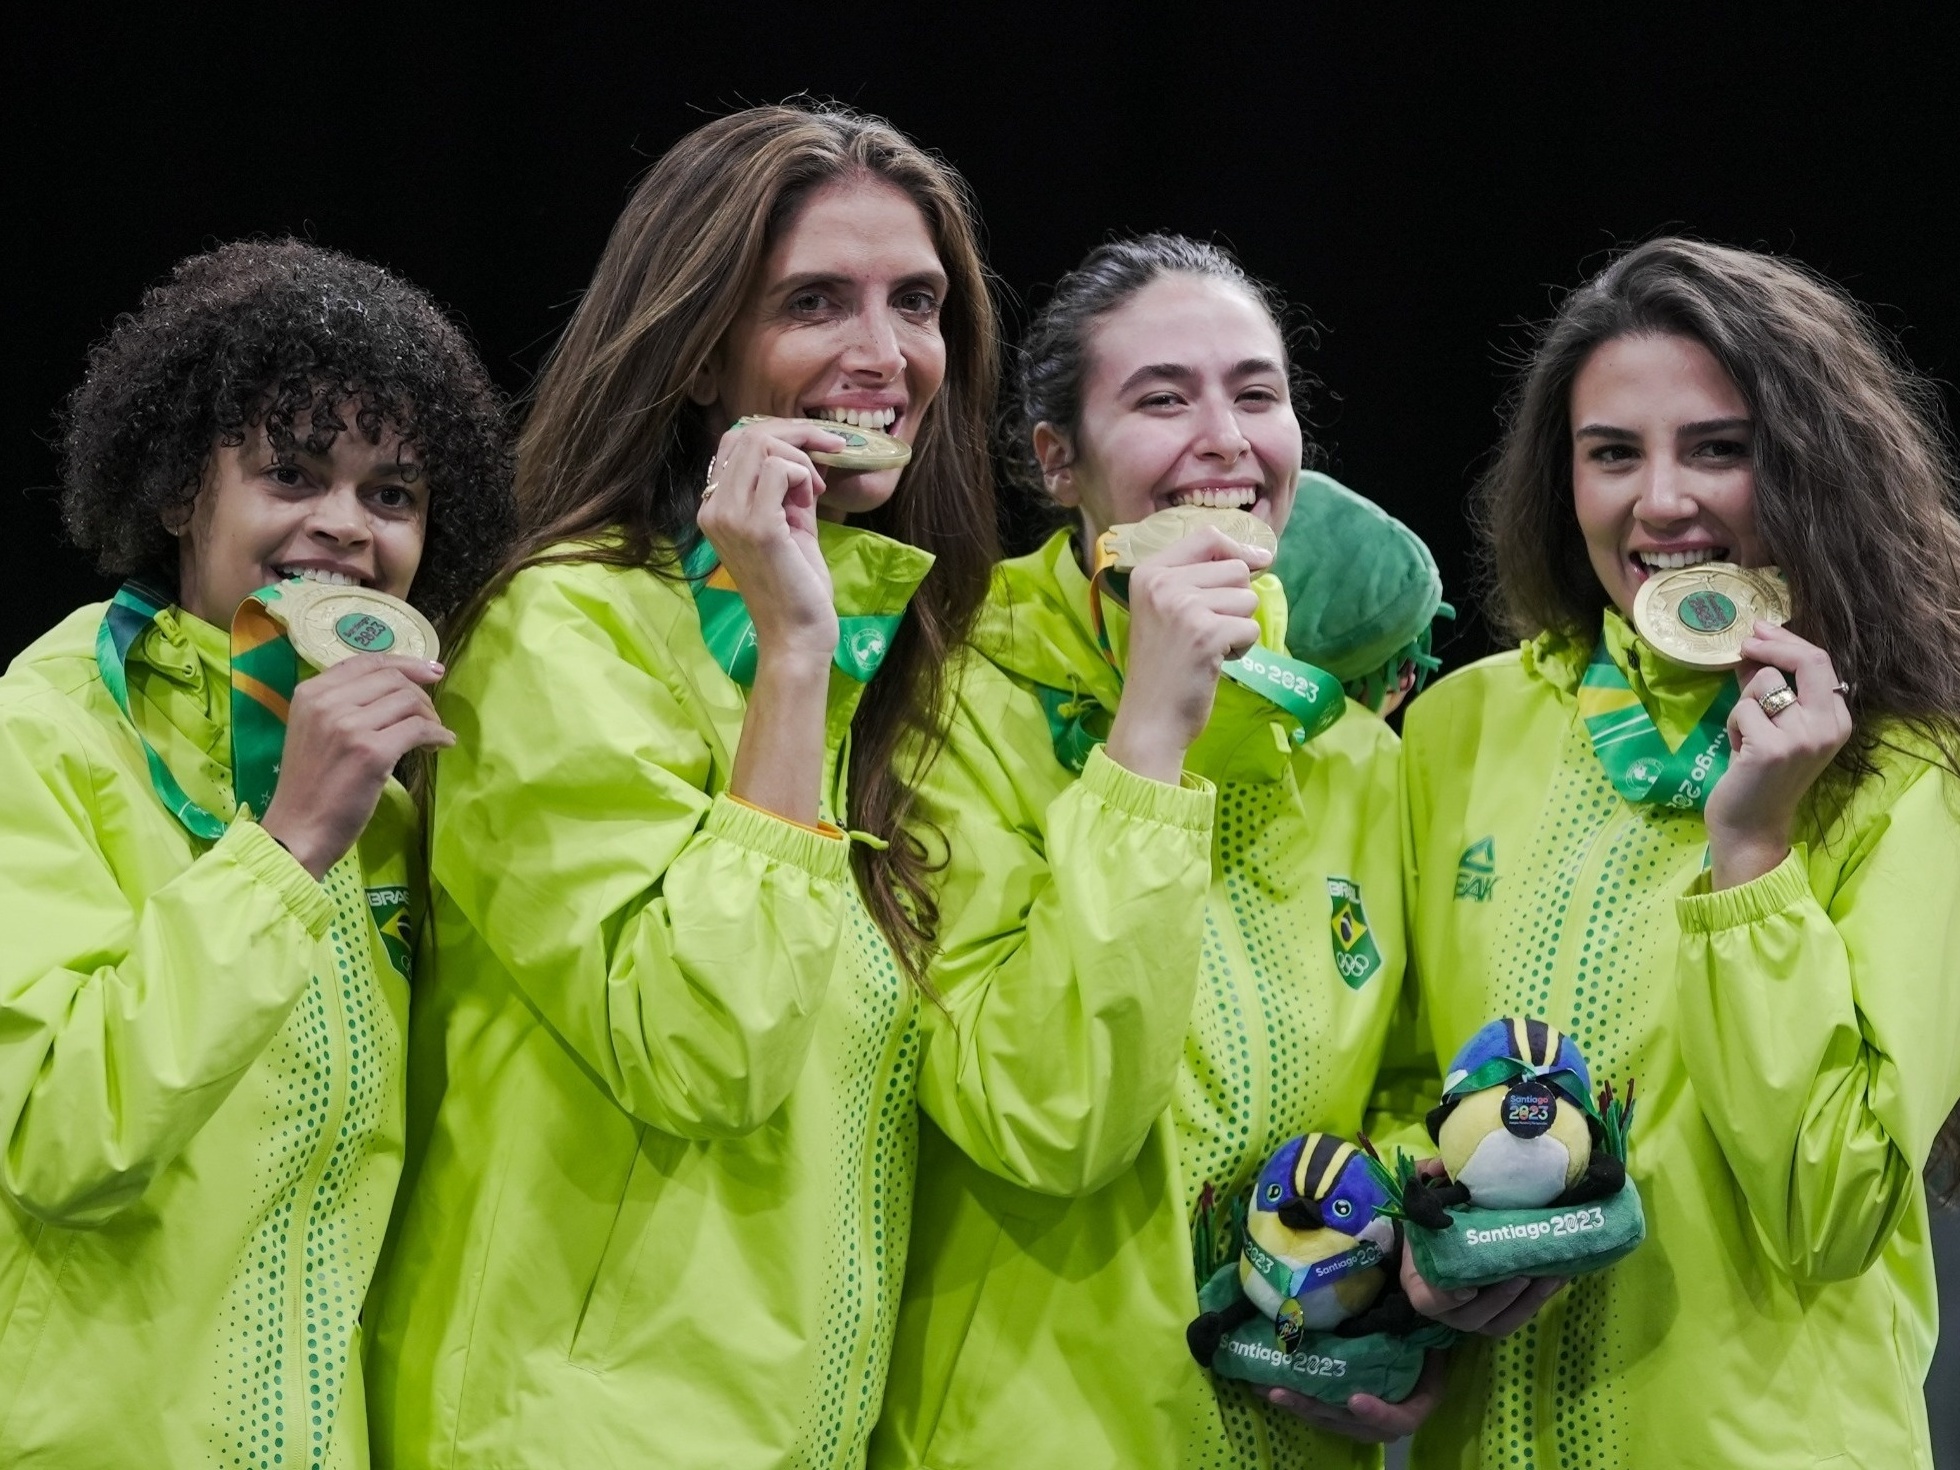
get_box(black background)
[6,5,1959,671]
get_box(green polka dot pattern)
[1175,781,1380,1470]
[213,854,402,1469]
[789,902,920,1470]
[1460,718,1705,1470]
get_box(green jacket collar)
[814,517,936,619]
[977,528,1305,784]
[1525,609,1732,748]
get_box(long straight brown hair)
[460,103,1000,982]
[1475,236,1960,1192]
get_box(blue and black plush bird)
[1188,1133,1420,1364]
[1405,1017,1628,1230]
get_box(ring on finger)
[1757,685,1799,719]
[1831,680,1853,698]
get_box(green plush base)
[1194,1265,1454,1405]
[1405,1182,1646,1291]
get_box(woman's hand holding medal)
[261,654,452,879]
[699,416,855,827]
[697,417,849,667]
[1705,622,1854,890]
[1103,526,1270,784]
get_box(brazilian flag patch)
[1326,876,1383,989]
[366,886,414,982]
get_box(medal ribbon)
[95,580,300,839]
[1442,1054,1599,1121]
[1087,566,1347,749]
[680,538,903,686]
[1577,637,1737,812]
[1243,1232,1383,1307]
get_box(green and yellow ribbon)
[1577,637,1737,813]
[95,580,301,839]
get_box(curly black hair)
[59,238,515,623]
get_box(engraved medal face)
[789,419,913,472]
[1095,505,1277,573]
[268,582,439,670]
[1631,563,1790,668]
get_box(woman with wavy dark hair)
[0,238,513,1467]
[363,104,1000,1466]
[1395,237,1960,1467]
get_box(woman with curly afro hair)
[0,237,513,1468]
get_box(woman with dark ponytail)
[872,236,1478,1467]
[1395,237,1960,1467]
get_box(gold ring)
[1757,685,1799,719]
[701,465,721,500]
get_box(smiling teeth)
[1171,487,1257,510]
[813,406,897,430]
[280,567,360,586]
[1637,548,1723,571]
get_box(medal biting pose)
[872,236,1432,1469]
[0,241,512,1468]
[361,105,1000,1469]
[1390,238,1960,1468]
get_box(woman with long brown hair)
[1396,236,1960,1467]
[363,104,1000,1466]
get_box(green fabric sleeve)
[0,704,332,1228]
[914,669,1214,1196]
[430,567,850,1142]
[1675,766,1960,1282]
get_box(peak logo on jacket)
[1326,876,1382,988]
[1454,838,1497,902]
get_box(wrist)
[751,643,836,687]
[1104,712,1186,785]
[258,810,334,881]
[1705,826,1790,891]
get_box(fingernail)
[428,661,445,675]
[1450,1288,1477,1304]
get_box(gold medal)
[1631,562,1789,669]
[1095,505,1278,574]
[265,581,440,670]
[792,419,913,472]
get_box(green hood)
[1273,470,1449,701]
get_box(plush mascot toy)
[1187,1133,1450,1405]
[1417,1016,1625,1219]
[1393,1017,1645,1290]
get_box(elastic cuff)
[222,819,335,937]
[1078,744,1215,830]
[704,791,849,881]
[725,792,844,841]
[1676,844,1812,932]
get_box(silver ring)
[1831,680,1853,698]
[1757,685,1799,719]
[700,462,722,500]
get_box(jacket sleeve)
[1675,764,1960,1282]
[0,699,334,1228]
[429,569,850,1141]
[912,673,1214,1196]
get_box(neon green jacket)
[364,523,932,1468]
[1395,614,1960,1470]
[872,530,1407,1470]
[0,602,415,1468]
